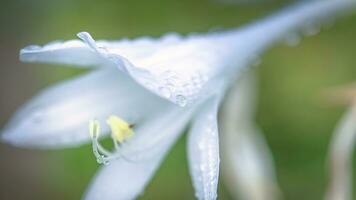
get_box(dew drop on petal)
[159,87,172,98]
[31,111,44,123]
[200,164,206,172]
[23,45,41,51]
[284,33,301,47]
[302,22,320,36]
[198,141,204,151]
[175,94,187,107]
[248,54,261,67]
[97,46,110,55]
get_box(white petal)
[220,71,280,200]
[20,1,355,106]
[20,33,183,67]
[187,96,221,200]
[79,1,355,107]
[20,40,103,67]
[76,31,218,107]
[84,106,195,200]
[244,0,356,49]
[325,105,356,200]
[1,69,170,148]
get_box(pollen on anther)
[88,115,135,165]
[106,115,135,143]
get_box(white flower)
[1,1,355,200]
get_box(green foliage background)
[0,0,355,199]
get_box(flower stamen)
[89,116,135,165]
[107,115,135,143]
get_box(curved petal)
[187,96,221,200]
[79,1,356,108]
[234,0,356,52]
[76,32,223,108]
[83,1,356,107]
[326,105,356,200]
[20,40,103,67]
[20,33,183,67]
[84,106,195,200]
[20,1,355,107]
[220,71,280,200]
[1,69,170,148]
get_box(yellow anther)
[89,119,101,139]
[106,115,134,143]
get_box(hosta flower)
[1,0,355,199]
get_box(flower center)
[89,115,135,165]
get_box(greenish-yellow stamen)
[88,115,135,165]
[106,115,134,143]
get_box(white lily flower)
[1,1,355,199]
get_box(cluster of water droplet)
[156,70,209,107]
[283,17,335,48]
[194,115,219,199]
[23,45,41,51]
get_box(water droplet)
[98,45,109,53]
[248,55,261,67]
[302,22,320,36]
[162,33,181,42]
[24,45,41,51]
[143,81,154,90]
[198,142,205,150]
[200,164,206,172]
[31,111,44,123]
[159,87,171,98]
[175,95,187,107]
[284,33,301,47]
[192,75,201,84]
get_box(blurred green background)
[0,0,355,199]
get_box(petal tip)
[0,128,19,147]
[77,31,98,50]
[76,31,90,39]
[19,45,42,62]
[0,131,9,143]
